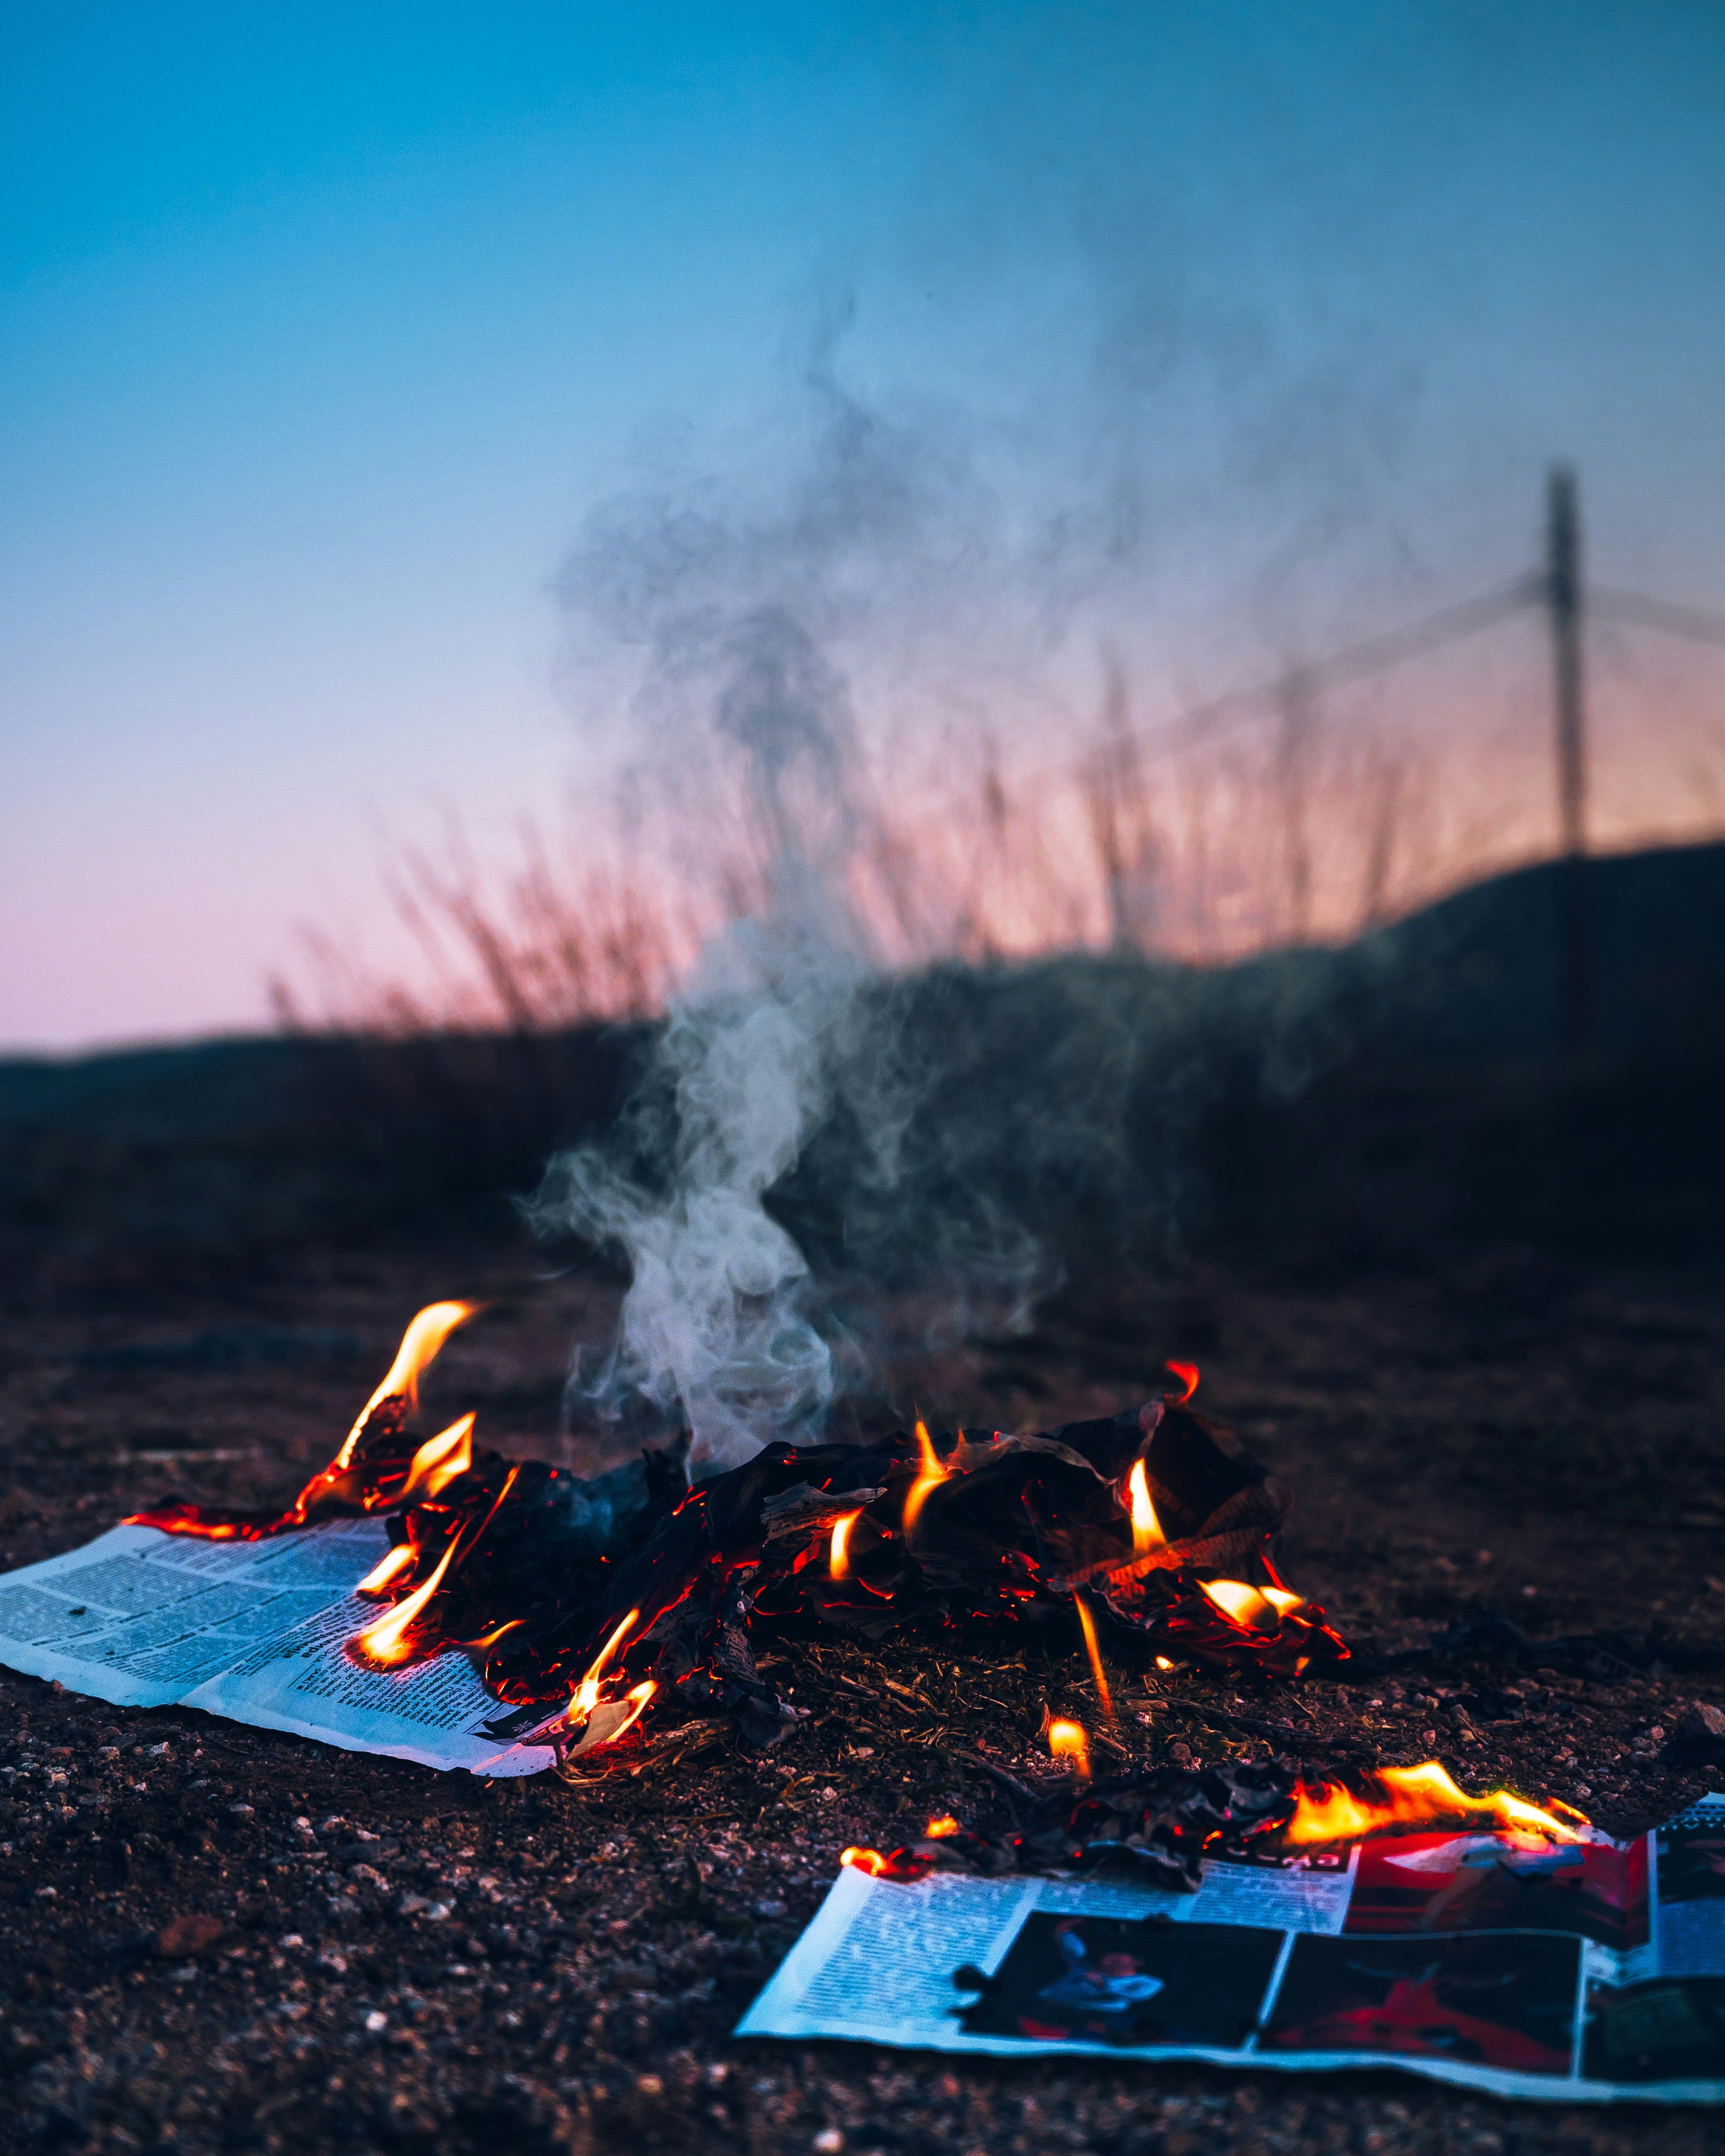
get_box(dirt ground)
[2,1244,1724,2154]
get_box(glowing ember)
[925,1815,960,1838]
[1048,1718,1091,1778]
[901,1418,947,1533]
[1283,1761,1589,1848]
[336,1300,476,1469]
[829,1509,861,1579]
[351,1537,459,1665]
[840,1846,890,1875]
[1073,1595,1115,1723]
[1164,1360,1199,1405]
[354,1542,417,1597]
[131,1287,1350,1757]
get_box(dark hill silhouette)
[4,839,1723,1293]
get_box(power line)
[1593,586,1725,649]
[1130,574,1541,761]
[947,530,1716,820]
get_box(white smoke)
[529,328,1083,1475]
[528,602,899,1477]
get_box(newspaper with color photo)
[739,1796,1725,2102]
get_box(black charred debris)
[136,1384,1352,1762]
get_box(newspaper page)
[739,1808,1725,2103]
[0,1523,554,1778]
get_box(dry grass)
[273,672,1725,1039]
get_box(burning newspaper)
[0,1519,552,1776]
[739,1796,1725,2102]
[0,1299,1347,1772]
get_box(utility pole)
[1546,464,1590,1052]
[1277,666,1316,946]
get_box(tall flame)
[1127,1459,1164,1553]
[1048,1718,1091,1779]
[902,1419,947,1533]
[336,1300,477,1468]
[829,1509,861,1579]
[351,1537,459,1665]
[1073,1595,1115,1723]
[562,1606,639,1727]
[1283,1761,1589,1847]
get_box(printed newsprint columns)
[0,1523,553,1777]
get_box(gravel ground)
[2,1246,1724,2153]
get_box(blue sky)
[5,3,1724,1046]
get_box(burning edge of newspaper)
[107,1299,1352,1769]
[739,1790,1725,2105]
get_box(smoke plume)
[527,459,922,1472]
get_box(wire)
[908,570,1712,826]
[1110,574,1543,765]
[1592,587,1725,649]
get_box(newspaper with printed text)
[0,1522,553,1777]
[739,1798,1725,2102]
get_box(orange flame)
[1127,1458,1164,1553]
[336,1300,477,1468]
[902,1419,947,1533]
[1283,1761,1589,1848]
[1048,1718,1091,1779]
[604,1679,657,1745]
[355,1542,417,1597]
[401,1412,475,1501]
[346,1460,520,1668]
[840,1846,890,1876]
[1074,1595,1115,1723]
[829,1509,862,1579]
[562,1606,639,1728]
[1200,1578,1281,1631]
[350,1536,459,1665]
[1164,1360,1199,1404]
[925,1815,960,1838]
